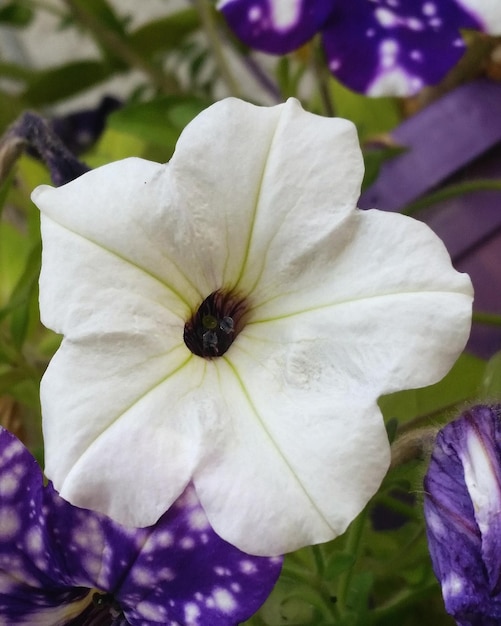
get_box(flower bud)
[424,405,501,625]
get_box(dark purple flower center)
[184,289,248,358]
[68,592,126,625]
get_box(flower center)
[184,289,248,358]
[72,592,125,625]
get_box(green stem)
[311,38,335,117]
[473,311,501,327]
[336,509,367,615]
[372,581,438,623]
[192,0,242,97]
[61,0,180,94]
[401,179,501,215]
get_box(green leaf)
[325,552,356,580]
[480,350,501,398]
[0,220,29,306]
[22,60,116,106]
[0,243,41,325]
[71,0,126,36]
[330,79,401,139]
[128,9,200,58]
[379,353,485,425]
[0,89,27,129]
[0,2,33,26]
[362,146,406,192]
[107,95,211,157]
[0,368,28,394]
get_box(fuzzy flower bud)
[424,405,501,626]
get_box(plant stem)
[401,179,501,215]
[371,581,438,623]
[311,38,335,117]
[192,0,242,97]
[336,509,367,615]
[61,0,180,94]
[473,311,501,327]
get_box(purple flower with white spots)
[423,405,501,626]
[218,0,501,96]
[0,427,282,625]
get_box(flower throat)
[184,290,248,358]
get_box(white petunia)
[33,98,473,556]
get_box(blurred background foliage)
[1,1,501,624]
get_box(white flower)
[33,98,473,556]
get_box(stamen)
[184,289,248,358]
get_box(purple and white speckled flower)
[424,405,501,625]
[0,427,281,625]
[218,0,501,96]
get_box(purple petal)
[0,427,89,622]
[47,482,282,625]
[424,406,501,624]
[218,0,333,53]
[322,0,482,96]
[118,489,283,625]
[0,427,282,625]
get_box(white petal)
[42,343,213,526]
[169,97,363,294]
[35,156,203,328]
[194,356,390,556]
[248,209,473,392]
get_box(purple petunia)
[423,405,501,626]
[218,0,501,96]
[0,427,282,625]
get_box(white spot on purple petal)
[155,530,174,547]
[137,600,167,620]
[0,508,20,540]
[422,2,437,15]
[0,473,19,497]
[240,559,257,574]
[329,58,341,72]
[375,7,398,27]
[406,17,423,30]
[442,572,463,599]
[248,6,261,22]
[189,509,210,530]
[133,566,156,586]
[212,588,237,613]
[184,602,201,624]
[25,526,43,552]
[270,0,301,30]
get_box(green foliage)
[106,95,211,158]
[0,1,33,26]
[0,3,497,625]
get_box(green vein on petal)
[249,288,471,325]
[66,348,194,471]
[45,215,201,310]
[222,355,335,532]
[232,119,281,292]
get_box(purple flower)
[0,427,282,625]
[218,0,501,96]
[423,405,501,626]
